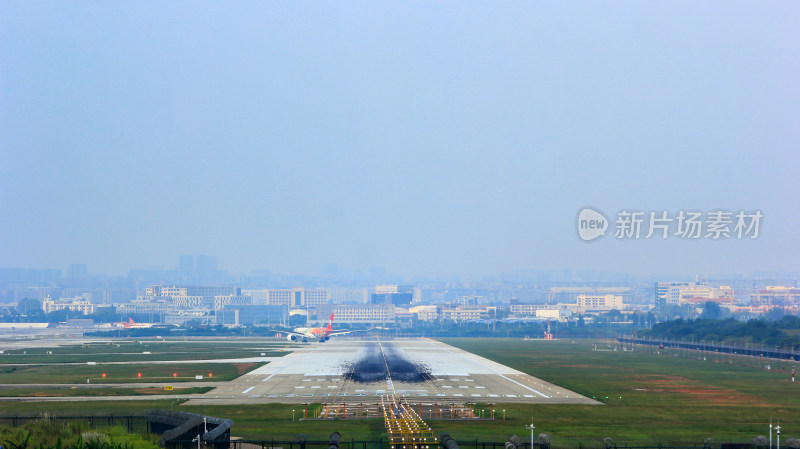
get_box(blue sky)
[1,1,798,277]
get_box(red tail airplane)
[282,313,352,342]
[123,318,152,329]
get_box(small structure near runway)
[148,409,233,449]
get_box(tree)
[765,307,786,321]
[289,314,307,326]
[701,301,721,320]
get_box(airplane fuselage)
[291,326,331,339]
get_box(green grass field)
[433,338,799,444]
[0,386,213,397]
[0,341,291,364]
[0,361,260,383]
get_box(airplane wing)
[272,329,309,337]
[328,328,373,336]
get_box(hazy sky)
[1,2,798,277]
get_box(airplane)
[280,313,352,343]
[123,318,153,329]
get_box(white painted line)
[242,387,255,394]
[261,373,277,382]
[498,374,550,398]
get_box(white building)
[212,295,252,310]
[409,305,440,322]
[679,285,733,304]
[256,288,329,308]
[314,304,394,325]
[440,306,495,322]
[750,286,800,307]
[328,288,370,304]
[547,287,633,304]
[42,295,95,315]
[576,294,623,313]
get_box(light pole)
[777,423,781,449]
[770,422,773,449]
[503,410,506,421]
[293,409,296,421]
[525,420,535,448]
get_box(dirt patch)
[633,375,772,406]
[234,363,259,374]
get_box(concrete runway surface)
[185,338,598,405]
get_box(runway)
[186,338,598,405]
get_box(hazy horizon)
[2,2,799,278]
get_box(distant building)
[409,305,440,322]
[257,288,329,307]
[241,289,269,305]
[535,309,571,320]
[370,285,413,306]
[219,305,287,326]
[43,295,95,315]
[439,306,495,322]
[510,304,572,321]
[212,295,252,310]
[576,294,623,313]
[116,299,171,317]
[68,264,87,279]
[679,285,733,304]
[547,287,633,304]
[328,288,369,304]
[750,287,800,307]
[314,304,394,325]
[655,282,690,310]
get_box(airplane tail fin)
[326,313,334,331]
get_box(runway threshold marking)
[497,374,550,398]
[242,387,255,394]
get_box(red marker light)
[102,373,106,378]
[208,373,213,378]
[173,373,177,378]
[137,373,142,378]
